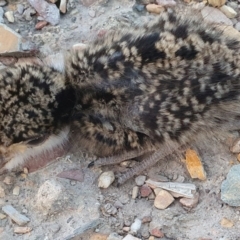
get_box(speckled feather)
[66,11,240,153]
[1,10,240,183]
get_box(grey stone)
[135,175,146,186]
[28,0,60,25]
[235,22,240,31]
[17,4,25,15]
[107,232,123,240]
[0,7,4,23]
[221,165,240,206]
[2,205,30,226]
[0,1,6,7]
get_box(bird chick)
[65,10,240,184]
[1,9,240,184]
[0,64,76,171]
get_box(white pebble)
[4,11,14,23]
[135,175,146,186]
[130,218,142,234]
[13,186,20,196]
[220,5,237,19]
[98,171,115,188]
[132,186,139,199]
[3,176,14,185]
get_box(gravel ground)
[0,0,240,239]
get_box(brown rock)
[0,186,5,198]
[35,21,48,30]
[179,192,199,208]
[14,227,32,234]
[230,138,240,153]
[57,169,84,182]
[3,176,14,185]
[142,216,152,223]
[154,189,174,209]
[140,184,152,197]
[221,218,234,228]
[132,186,139,199]
[150,228,164,238]
[89,233,108,240]
[146,4,164,14]
[0,24,22,54]
[185,149,206,181]
[207,0,226,7]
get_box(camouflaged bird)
[1,9,240,184]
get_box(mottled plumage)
[1,10,240,183]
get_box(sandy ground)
[0,0,240,239]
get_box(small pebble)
[4,11,14,23]
[123,234,141,240]
[142,216,152,223]
[2,205,30,226]
[221,218,234,228]
[135,175,146,186]
[0,7,4,23]
[70,180,76,186]
[98,171,115,188]
[14,227,32,234]
[185,149,206,181]
[220,5,237,19]
[89,233,108,240]
[20,173,27,179]
[0,213,6,219]
[0,0,6,7]
[179,192,199,208]
[35,21,48,30]
[132,186,139,199]
[156,0,176,7]
[207,0,226,7]
[130,218,141,234]
[23,7,36,21]
[107,232,123,240]
[150,228,164,238]
[23,167,28,174]
[148,237,155,240]
[148,192,155,200]
[88,9,96,18]
[231,138,240,153]
[17,4,24,15]
[3,176,14,185]
[13,186,20,196]
[221,165,240,206]
[154,189,174,209]
[153,188,161,195]
[140,184,152,197]
[235,22,240,32]
[60,0,67,13]
[114,200,123,209]
[123,226,130,232]
[146,4,164,14]
[175,175,185,183]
